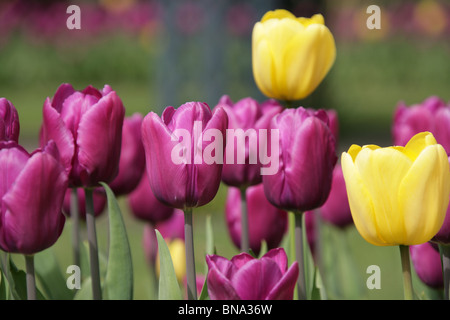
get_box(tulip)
[217,95,283,188]
[263,107,337,212]
[0,98,20,142]
[410,243,443,289]
[109,113,146,196]
[0,140,68,299]
[206,248,298,300]
[341,132,450,299]
[141,101,228,300]
[225,184,287,256]
[128,170,176,225]
[63,187,106,219]
[252,9,336,101]
[40,83,125,187]
[262,107,336,300]
[319,164,353,228]
[40,83,125,300]
[392,96,450,152]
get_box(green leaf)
[198,277,209,300]
[34,248,75,300]
[310,267,327,300]
[8,256,46,300]
[0,269,9,300]
[73,277,92,300]
[155,229,182,300]
[100,182,134,300]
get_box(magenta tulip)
[62,187,106,219]
[319,163,353,228]
[0,141,68,254]
[109,113,146,196]
[216,95,282,188]
[206,248,298,300]
[141,101,228,209]
[393,96,450,152]
[225,184,287,255]
[262,107,337,212]
[128,171,176,224]
[40,83,125,187]
[410,243,443,289]
[0,98,20,142]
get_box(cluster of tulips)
[1,8,450,301]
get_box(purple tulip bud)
[410,242,443,289]
[262,107,337,212]
[206,248,298,300]
[393,96,450,152]
[40,83,125,188]
[319,164,353,228]
[62,187,106,220]
[0,98,20,142]
[0,140,68,254]
[128,172,177,224]
[225,184,287,255]
[141,102,228,209]
[217,95,282,188]
[109,113,146,196]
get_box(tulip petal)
[207,267,240,300]
[206,254,238,279]
[399,144,450,245]
[2,152,68,254]
[231,258,282,300]
[266,261,299,300]
[261,248,288,273]
[76,91,125,186]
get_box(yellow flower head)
[341,132,450,246]
[252,9,336,101]
[156,238,186,283]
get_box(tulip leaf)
[0,269,8,300]
[101,182,134,300]
[34,248,75,300]
[8,256,45,300]
[155,229,182,300]
[198,277,209,300]
[310,267,326,300]
[73,277,92,300]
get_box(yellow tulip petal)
[401,131,437,161]
[354,147,412,245]
[297,13,325,26]
[252,38,277,99]
[341,152,384,245]
[282,24,336,100]
[261,9,297,22]
[347,144,362,161]
[399,144,450,245]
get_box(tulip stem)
[85,187,102,300]
[439,244,450,300]
[294,211,307,300]
[399,245,414,300]
[71,188,80,268]
[184,208,197,300]
[240,187,249,253]
[25,255,36,300]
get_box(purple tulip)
[40,83,125,188]
[319,164,353,228]
[325,109,339,144]
[410,242,443,289]
[109,113,146,196]
[393,96,450,152]
[225,184,287,255]
[0,98,20,142]
[62,187,106,220]
[217,95,282,188]
[141,102,228,209]
[262,107,337,212]
[128,171,177,224]
[206,248,298,300]
[432,156,450,244]
[0,141,68,254]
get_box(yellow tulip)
[341,132,450,246]
[252,9,336,101]
[156,238,186,283]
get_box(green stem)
[294,211,307,300]
[399,245,413,300]
[240,187,249,253]
[438,244,450,300]
[25,255,36,300]
[85,188,102,300]
[184,208,197,300]
[71,188,80,268]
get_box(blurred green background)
[1,0,449,300]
